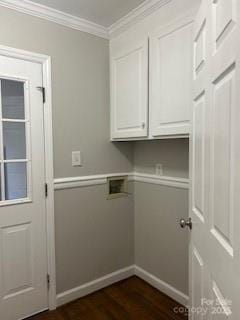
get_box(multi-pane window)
[0,79,29,202]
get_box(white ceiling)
[29,0,146,27]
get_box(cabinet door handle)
[141,122,146,129]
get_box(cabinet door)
[150,18,193,137]
[110,37,148,140]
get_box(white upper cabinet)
[110,37,148,140]
[150,18,193,137]
[110,14,193,141]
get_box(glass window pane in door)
[4,162,27,200]
[3,122,26,160]
[1,79,25,119]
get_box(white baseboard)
[56,265,135,306]
[134,266,189,307]
[56,265,189,308]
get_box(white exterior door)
[110,37,148,140]
[189,0,240,319]
[0,55,48,319]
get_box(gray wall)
[55,183,134,293]
[0,6,189,298]
[134,139,189,178]
[0,6,133,178]
[134,182,189,295]
[0,6,134,294]
[134,140,189,295]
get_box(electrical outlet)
[155,163,163,176]
[72,151,82,167]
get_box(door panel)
[0,56,48,320]
[190,0,240,319]
[111,37,148,139]
[211,281,232,319]
[193,92,205,221]
[194,19,206,76]
[150,19,193,136]
[192,248,204,320]
[2,223,33,299]
[213,0,236,49]
[212,65,235,251]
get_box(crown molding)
[108,0,172,38]
[0,0,174,39]
[0,0,109,39]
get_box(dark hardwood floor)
[29,276,188,320]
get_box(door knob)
[180,218,192,230]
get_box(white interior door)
[0,55,48,319]
[189,0,240,319]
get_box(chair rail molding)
[54,173,133,190]
[133,172,189,189]
[54,172,189,190]
[0,0,109,39]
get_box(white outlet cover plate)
[155,163,163,175]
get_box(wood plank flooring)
[29,276,188,320]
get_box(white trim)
[54,172,189,190]
[0,0,109,39]
[0,45,49,63]
[0,45,56,310]
[56,266,135,307]
[133,172,189,189]
[54,172,132,190]
[134,266,189,307]
[54,177,106,190]
[0,0,187,40]
[56,265,189,308]
[111,134,189,141]
[108,0,172,37]
[0,0,175,40]
[42,56,56,310]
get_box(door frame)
[0,45,56,310]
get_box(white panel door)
[150,17,193,137]
[0,55,48,319]
[189,0,240,319]
[110,37,148,139]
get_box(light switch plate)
[72,151,82,167]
